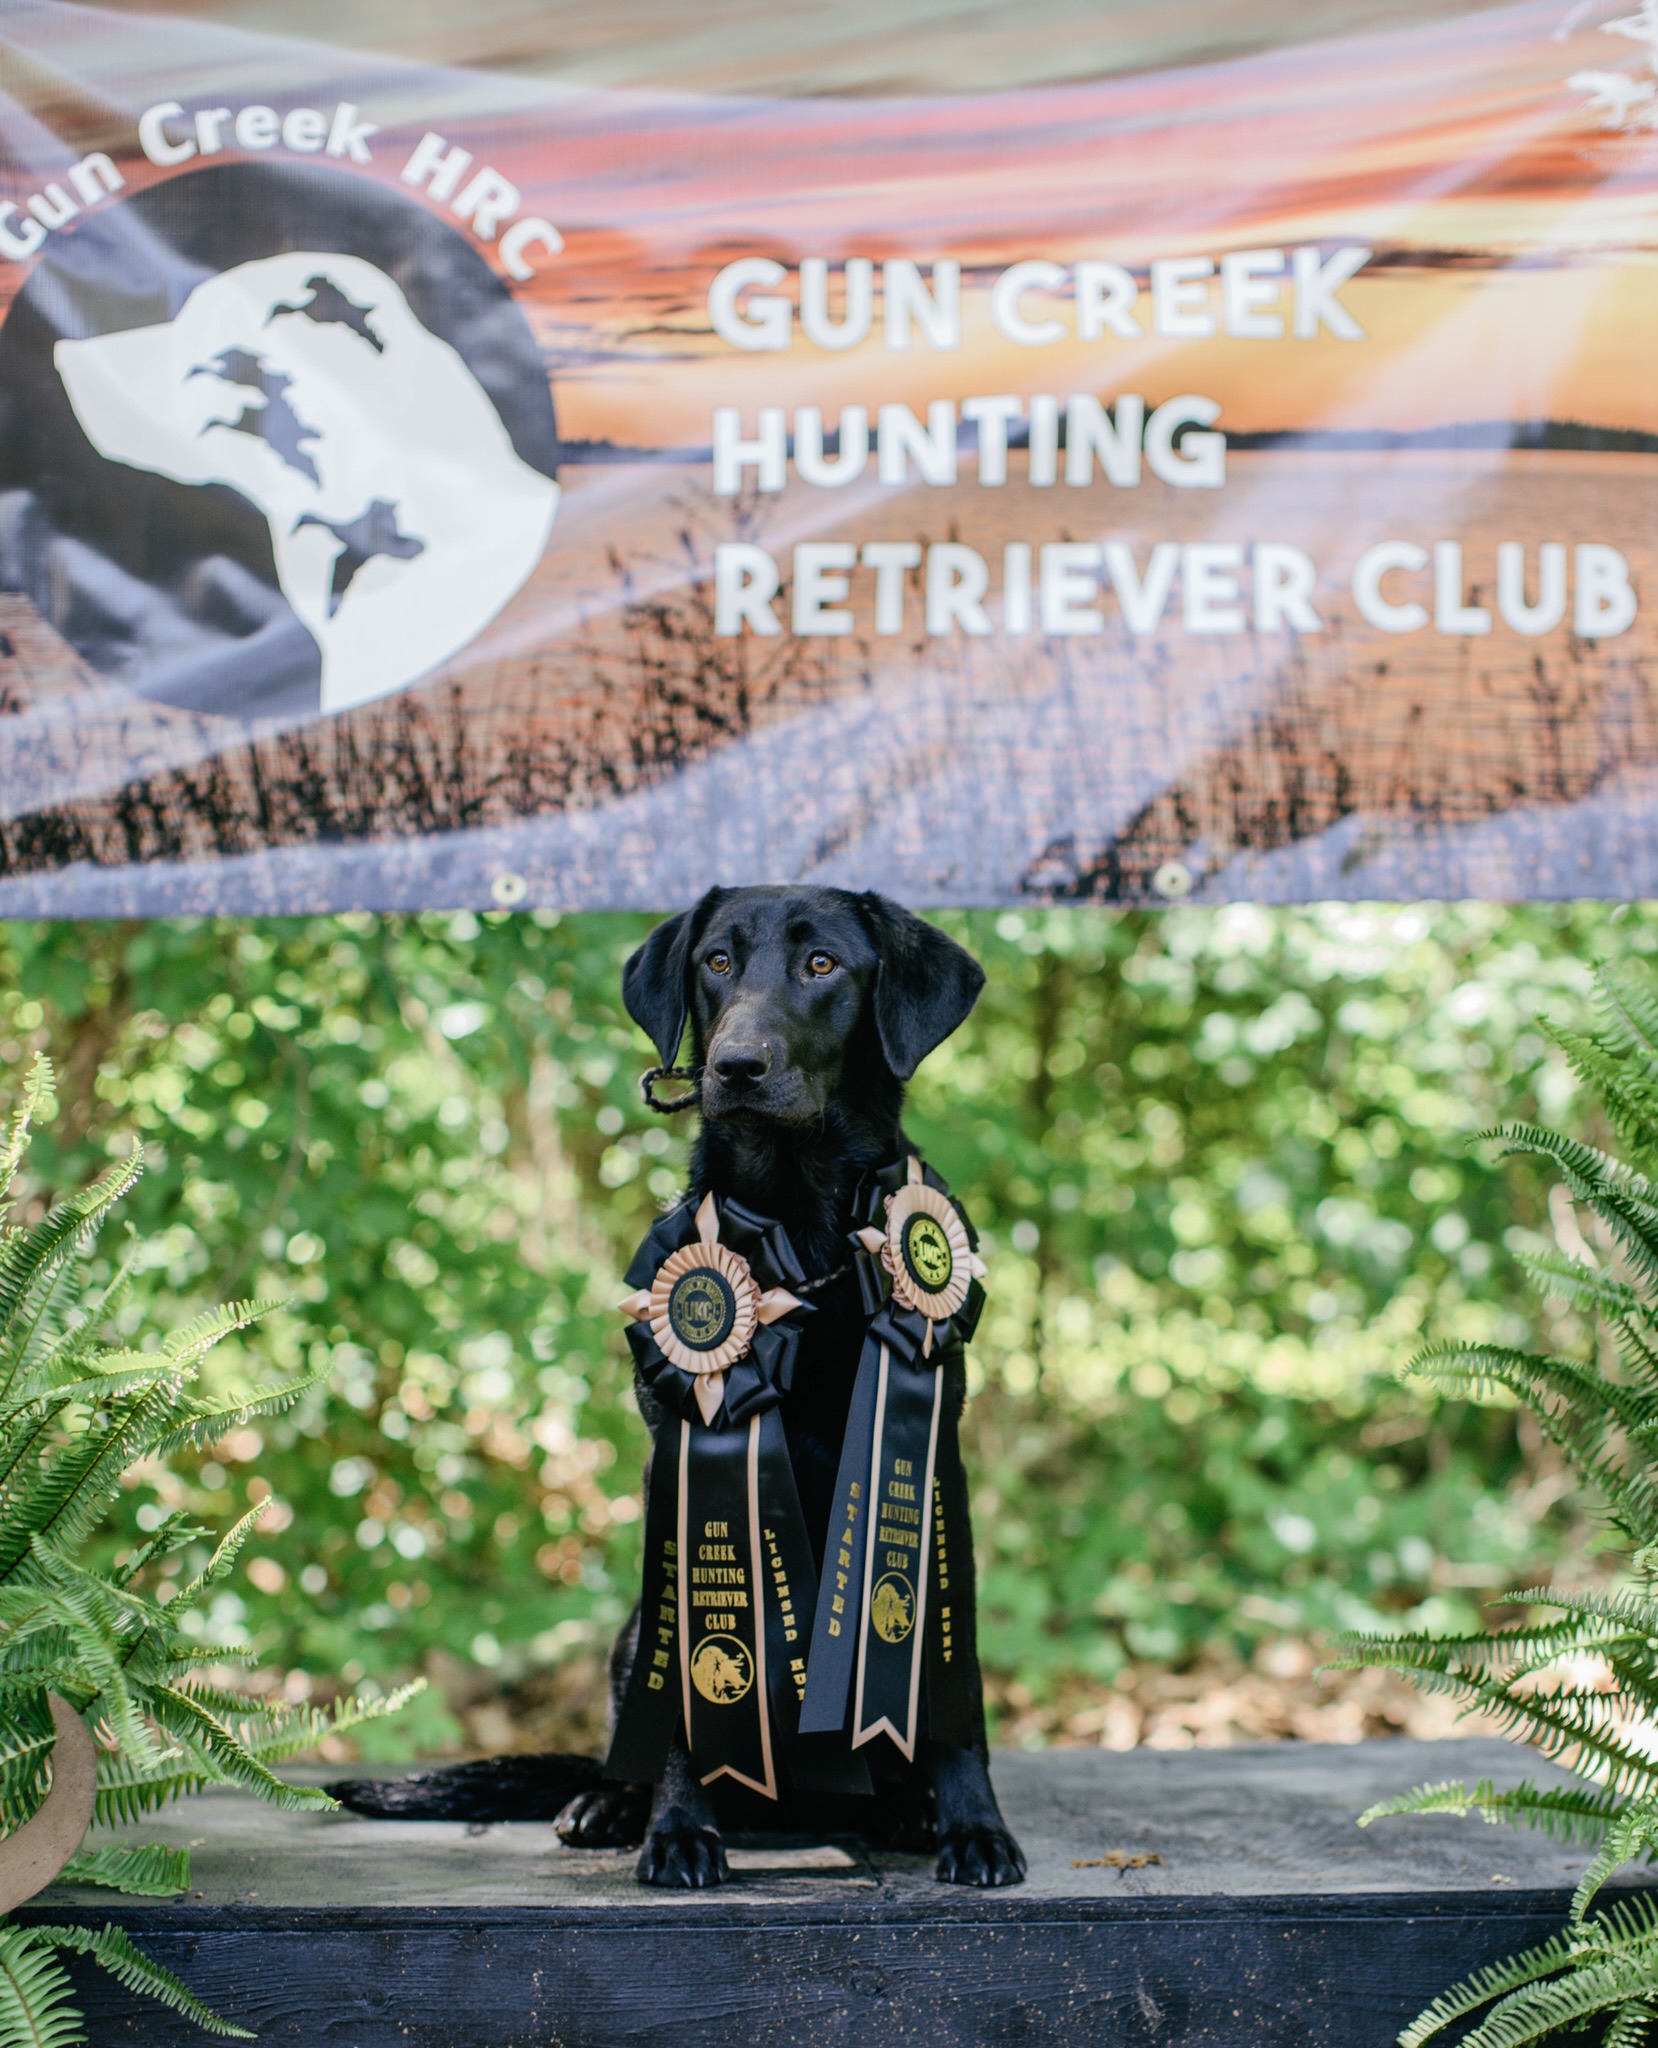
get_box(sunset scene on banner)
[0,0,1657,911]
[468,0,1658,449]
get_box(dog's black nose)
[712,1042,772,1085]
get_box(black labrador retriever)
[336,885,1024,1889]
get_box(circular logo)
[902,1212,955,1295]
[871,1572,916,1645]
[0,161,559,722]
[690,1635,754,1704]
[667,1267,737,1354]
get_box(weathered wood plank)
[20,1740,1623,2046]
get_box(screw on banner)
[1152,861,1194,900]
[489,872,528,907]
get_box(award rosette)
[800,1156,986,1760]
[605,1193,867,1799]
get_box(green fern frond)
[1408,1341,1654,1439]
[0,1926,82,2048]
[1516,1250,1642,1323]
[1476,1120,1635,1191]
[0,1356,180,1420]
[0,1381,187,1582]
[111,1514,214,1589]
[1355,959,1658,2048]
[0,1154,143,1401]
[1327,1620,1587,1677]
[1570,1800,1658,1922]
[0,1067,418,2048]
[1357,1777,1625,1845]
[159,1300,282,1371]
[1458,1949,1658,2048]
[148,1684,326,1809]
[1492,1584,1658,1635]
[1396,1927,1579,2048]
[151,1368,323,1459]
[1600,1994,1657,2048]
[89,1679,425,1825]
[0,1687,53,1821]
[30,1926,252,2041]
[0,1056,55,1208]
[1543,1021,1658,1159]
[50,1841,189,1897]
[164,1502,268,1620]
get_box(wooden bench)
[22,1737,1615,2045]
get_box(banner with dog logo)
[3,0,1658,912]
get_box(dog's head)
[623,887,984,1128]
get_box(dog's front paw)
[935,1825,1026,1887]
[556,1785,651,1849]
[636,1809,729,1888]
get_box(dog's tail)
[328,1751,603,1821]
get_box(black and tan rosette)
[801,1154,986,1759]
[620,1193,802,1426]
[861,1155,986,1354]
[606,1192,868,1801]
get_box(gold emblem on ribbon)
[871,1571,916,1644]
[621,1193,803,1422]
[690,1635,755,1704]
[857,1158,986,1355]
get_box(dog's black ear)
[623,890,724,1067]
[858,894,986,1081]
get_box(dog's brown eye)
[807,952,837,977]
[707,950,731,975]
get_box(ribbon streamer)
[800,1156,986,1760]
[606,1191,868,1797]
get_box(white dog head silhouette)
[55,251,558,714]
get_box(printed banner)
[2,0,1658,912]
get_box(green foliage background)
[0,903,1638,1754]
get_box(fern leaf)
[159,1300,282,1371]
[0,1927,82,2048]
[1491,1584,1658,1636]
[90,1679,427,1825]
[0,1687,54,1827]
[165,1501,268,1619]
[1569,1801,1658,1922]
[0,1382,185,1582]
[32,1925,252,2040]
[1395,1927,1578,2047]
[1459,1950,1658,2048]
[0,1156,143,1403]
[148,1685,310,1806]
[1358,1777,1624,1845]
[1600,1995,1657,2048]
[1477,1121,1634,1192]
[1516,1250,1642,1323]
[0,1056,56,1210]
[150,1369,323,1460]
[111,1514,214,1589]
[51,1841,189,1897]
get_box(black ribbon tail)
[757,1411,872,1796]
[799,1331,882,1736]
[925,1392,976,1750]
[682,1415,777,1799]
[603,1418,685,1784]
[850,1340,943,1761]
